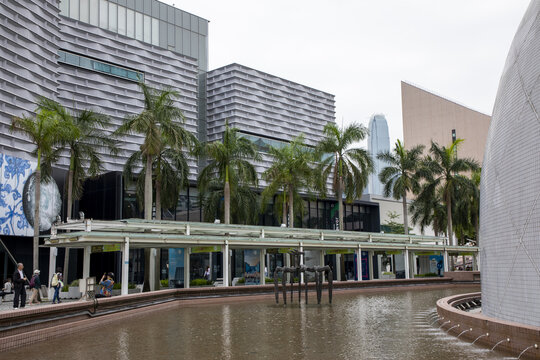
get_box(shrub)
[382,272,394,276]
[112,282,136,290]
[61,285,69,292]
[190,278,213,286]
[69,279,79,287]
[160,279,169,288]
[414,273,439,278]
[237,277,245,284]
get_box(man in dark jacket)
[13,263,28,309]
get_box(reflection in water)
[3,286,505,360]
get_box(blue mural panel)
[0,153,36,236]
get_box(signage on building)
[266,248,294,254]
[91,244,121,253]
[191,245,222,254]
[326,249,354,255]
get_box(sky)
[162,0,530,146]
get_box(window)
[108,2,117,32]
[69,0,79,20]
[59,0,69,16]
[117,5,126,35]
[89,0,98,26]
[135,12,143,41]
[151,18,159,45]
[79,0,89,22]
[99,0,108,28]
[126,9,135,38]
[143,15,151,43]
[58,50,144,82]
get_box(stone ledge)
[436,292,540,359]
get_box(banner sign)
[191,245,222,254]
[91,244,121,253]
[415,251,440,256]
[326,249,355,255]
[375,250,402,255]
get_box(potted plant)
[381,272,396,279]
[68,279,81,298]
[111,282,139,296]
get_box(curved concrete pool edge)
[436,293,540,359]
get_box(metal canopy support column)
[443,249,449,273]
[472,252,479,271]
[260,248,266,285]
[48,247,57,298]
[368,250,374,280]
[356,245,362,281]
[121,237,130,296]
[404,248,410,279]
[299,243,304,284]
[223,241,229,287]
[412,251,417,277]
[336,254,341,281]
[149,248,156,291]
[184,247,190,289]
[83,246,91,280]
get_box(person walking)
[28,270,42,305]
[0,278,13,303]
[12,263,28,309]
[204,266,211,281]
[51,267,63,304]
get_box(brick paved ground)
[0,290,76,312]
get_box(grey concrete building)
[206,63,336,180]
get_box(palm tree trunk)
[155,178,162,221]
[143,154,153,292]
[282,193,287,226]
[64,158,74,284]
[338,177,344,231]
[288,187,294,228]
[446,195,454,271]
[144,154,153,220]
[224,181,230,225]
[402,195,409,235]
[33,167,41,272]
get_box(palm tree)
[417,140,479,246]
[262,135,313,228]
[198,122,260,225]
[37,98,117,283]
[315,122,373,230]
[11,104,68,270]
[124,146,193,220]
[377,140,424,235]
[116,82,192,292]
[116,82,190,220]
[200,180,259,224]
[409,185,447,236]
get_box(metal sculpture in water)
[273,250,333,304]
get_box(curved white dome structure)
[480,1,540,327]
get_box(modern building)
[481,0,540,327]
[0,0,380,286]
[401,81,491,163]
[367,114,390,196]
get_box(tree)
[381,211,413,235]
[198,122,260,225]
[315,122,373,230]
[262,135,313,228]
[410,185,447,236]
[11,104,68,270]
[417,140,479,246]
[200,180,259,224]
[377,140,424,235]
[116,82,191,292]
[37,98,117,283]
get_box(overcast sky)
[163,0,530,146]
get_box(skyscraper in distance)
[367,114,390,196]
